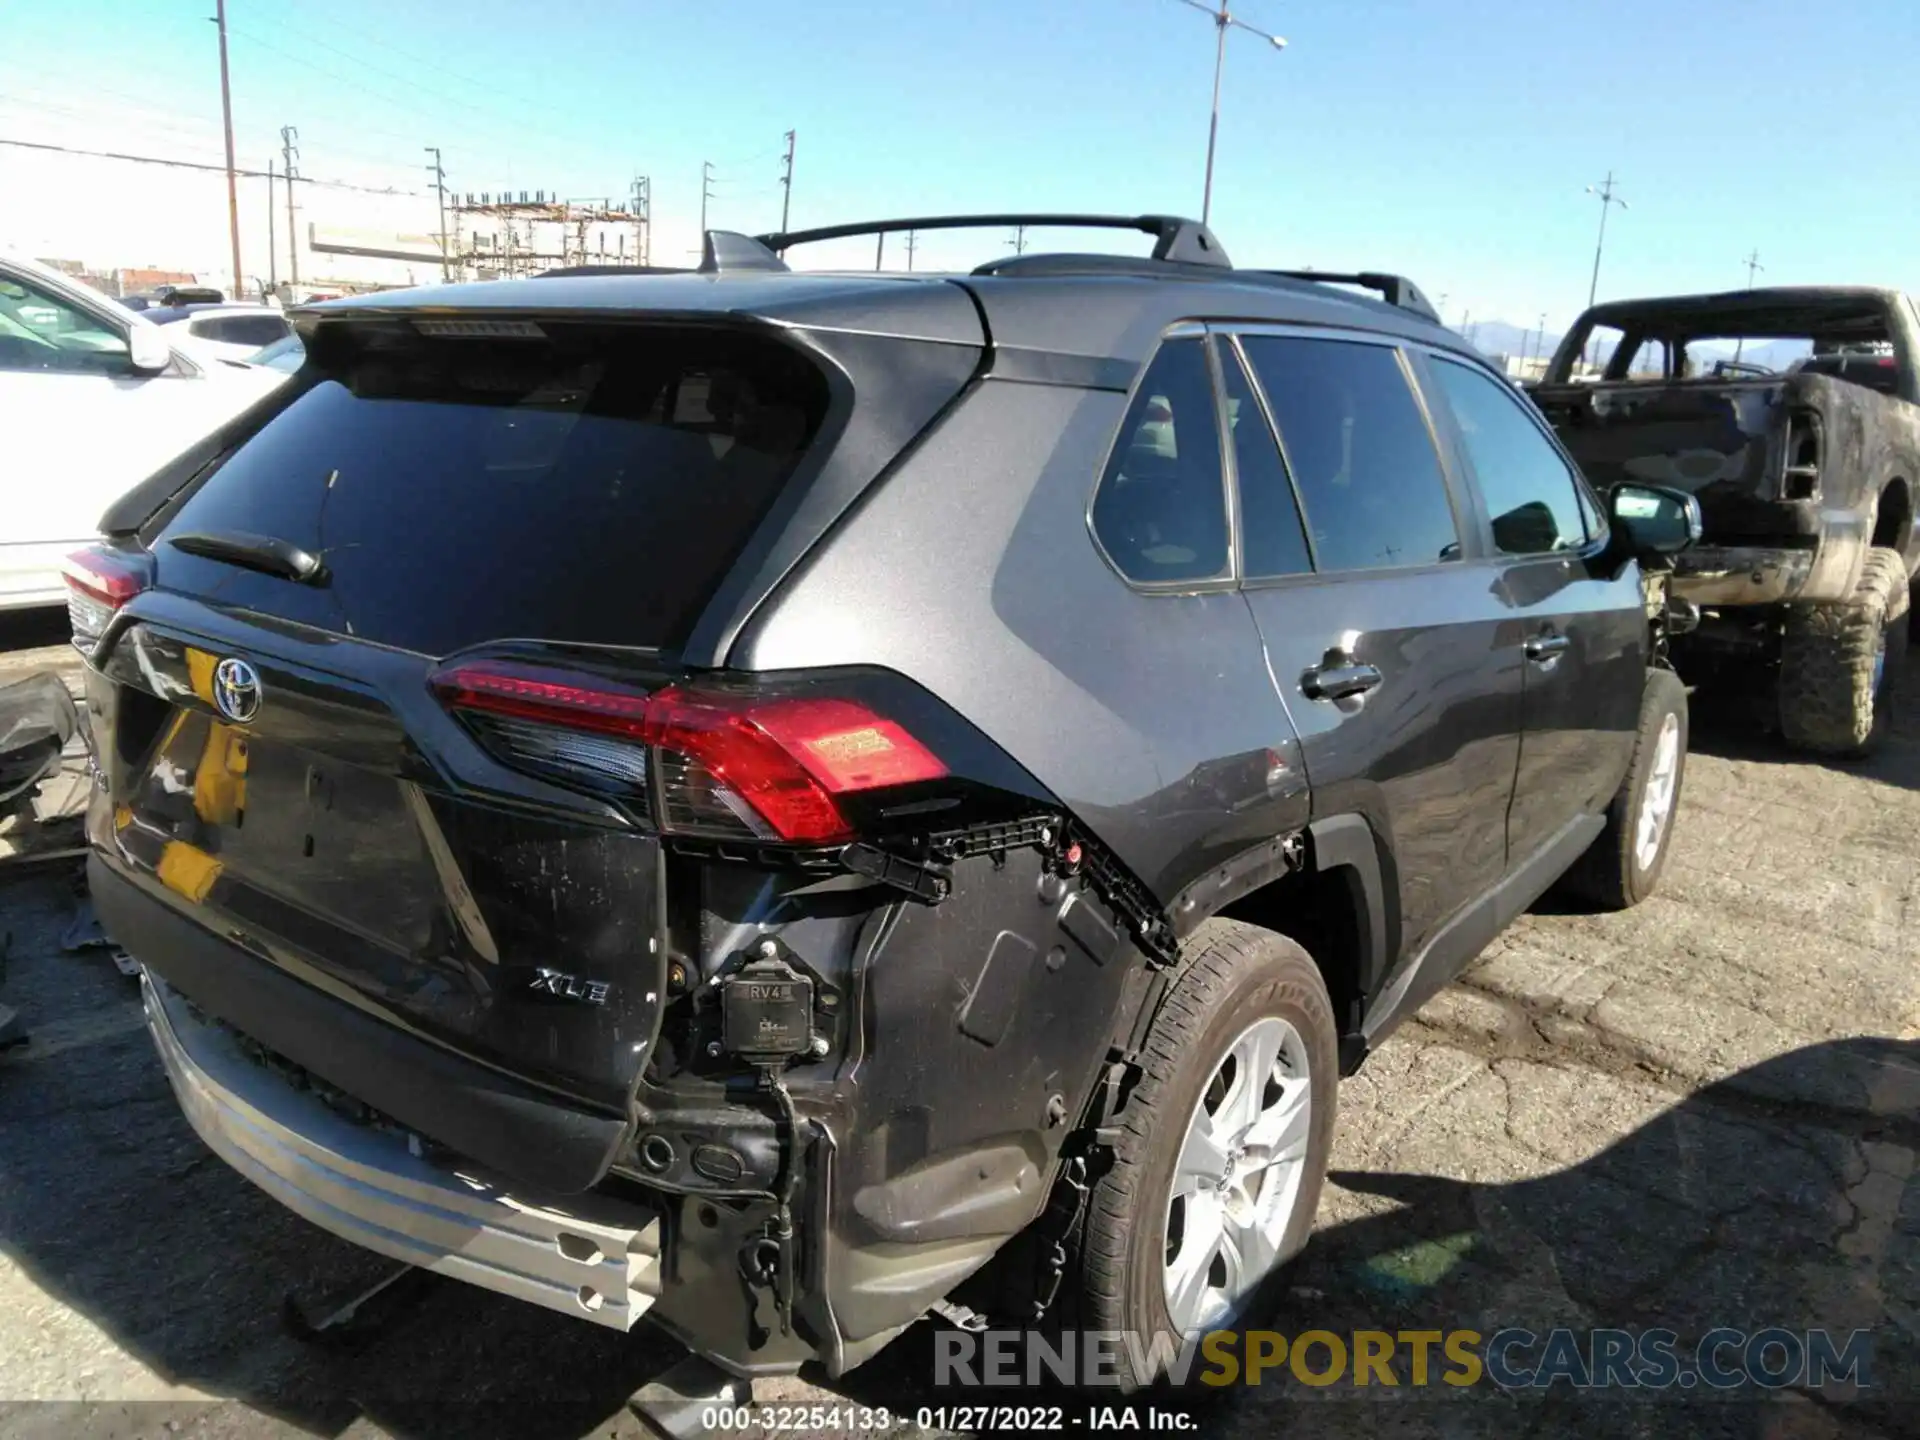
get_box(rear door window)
[1090,337,1230,585]
[156,322,830,656]
[1239,335,1460,572]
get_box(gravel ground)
[1,603,1916,1439]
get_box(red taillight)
[431,663,949,845]
[62,545,150,651]
[430,662,651,737]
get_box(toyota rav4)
[73,214,1698,1390]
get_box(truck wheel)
[1074,920,1336,1388]
[1560,667,1689,911]
[1778,546,1910,757]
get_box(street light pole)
[1584,170,1628,311]
[1173,0,1286,224]
[779,130,796,234]
[1734,249,1764,363]
[1582,171,1628,368]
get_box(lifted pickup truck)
[1533,287,1920,754]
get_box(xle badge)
[528,967,611,1006]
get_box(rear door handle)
[1524,634,1571,661]
[1301,660,1383,702]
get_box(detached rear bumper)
[142,970,665,1331]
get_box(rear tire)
[1073,920,1337,1390]
[1561,667,1689,911]
[1778,547,1910,756]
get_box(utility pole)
[1734,249,1765,363]
[213,0,243,299]
[1584,171,1628,310]
[875,231,885,270]
[282,125,300,287]
[632,175,651,265]
[1009,224,1028,256]
[905,229,917,272]
[1173,0,1287,225]
[425,147,449,281]
[266,158,276,291]
[700,161,714,235]
[779,129,796,233]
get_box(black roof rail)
[757,213,1231,269]
[1256,270,1442,324]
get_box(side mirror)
[127,323,173,374]
[1609,482,1701,557]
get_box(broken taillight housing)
[62,545,152,652]
[430,660,949,846]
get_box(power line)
[225,28,557,157]
[0,136,419,195]
[245,4,559,117]
[229,18,578,155]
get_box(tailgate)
[89,611,668,1116]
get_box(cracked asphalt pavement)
[2,602,1918,1438]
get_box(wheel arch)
[1208,814,1392,1075]
[1871,476,1915,562]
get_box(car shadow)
[2,918,1915,1434]
[1681,652,1920,794]
[821,1036,1920,1439]
[0,870,680,1440]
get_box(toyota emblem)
[212,657,262,724]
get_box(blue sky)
[7,0,1918,329]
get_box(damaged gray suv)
[71,214,1698,1390]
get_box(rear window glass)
[157,322,829,656]
[194,314,289,347]
[1090,338,1229,585]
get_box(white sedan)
[0,256,286,611]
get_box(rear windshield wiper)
[166,530,328,585]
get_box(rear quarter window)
[1089,337,1230,585]
[156,321,830,656]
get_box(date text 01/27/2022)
[695,1405,1199,1432]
